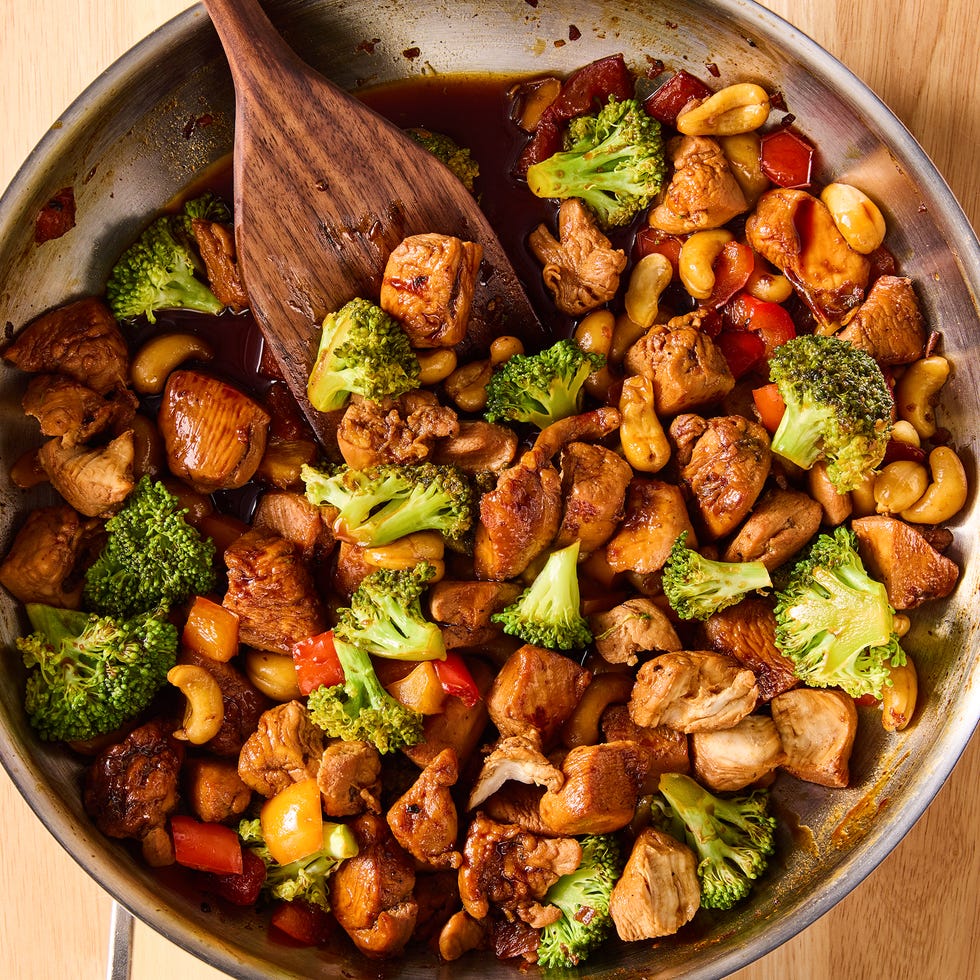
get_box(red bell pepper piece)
[433,652,482,708]
[752,383,787,433]
[643,70,713,126]
[724,293,797,357]
[760,128,815,188]
[633,226,683,278]
[171,815,243,876]
[202,847,267,906]
[716,329,767,379]
[270,901,335,946]
[292,630,344,695]
[706,241,755,308]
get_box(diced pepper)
[433,652,482,709]
[269,900,335,945]
[643,70,713,126]
[182,595,240,663]
[724,292,797,357]
[633,226,683,278]
[292,630,344,695]
[752,383,787,433]
[171,815,244,875]
[716,329,767,379]
[760,128,815,188]
[260,778,324,866]
[201,847,267,906]
[385,660,448,715]
[706,241,755,308]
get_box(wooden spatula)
[200,0,542,444]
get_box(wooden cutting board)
[0,2,976,978]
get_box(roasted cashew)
[130,333,214,395]
[624,252,673,328]
[416,348,457,385]
[679,229,733,300]
[168,664,224,744]
[894,355,949,439]
[899,446,968,524]
[244,651,302,702]
[820,182,886,255]
[676,83,771,136]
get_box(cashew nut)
[130,333,214,395]
[363,530,446,570]
[560,671,634,749]
[718,132,769,207]
[888,419,921,448]
[873,460,929,515]
[676,83,771,136]
[679,229,733,300]
[445,358,492,412]
[168,664,224,744]
[416,348,457,386]
[618,375,670,473]
[849,472,877,518]
[489,335,525,366]
[881,658,917,733]
[820,182,886,255]
[244,650,302,702]
[807,460,853,526]
[574,309,616,400]
[894,355,949,439]
[899,446,968,524]
[129,412,165,480]
[609,312,650,366]
[624,252,673,328]
[744,259,793,304]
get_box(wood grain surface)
[0,2,977,978]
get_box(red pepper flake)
[706,62,720,77]
[525,0,539,7]
[34,186,76,244]
[770,90,788,111]
[665,20,678,29]
[402,46,421,60]
[182,114,214,139]
[644,57,666,76]
[568,24,581,41]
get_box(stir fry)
[0,51,965,969]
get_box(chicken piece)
[609,828,700,940]
[482,783,552,835]
[745,187,870,325]
[851,515,959,610]
[590,597,682,666]
[485,644,592,747]
[648,135,748,233]
[413,870,461,945]
[439,910,490,961]
[836,275,925,365]
[554,442,634,557]
[22,373,135,447]
[191,217,249,312]
[223,527,327,655]
[770,688,858,787]
[538,741,649,835]
[605,478,697,575]
[600,704,690,793]
[159,369,270,493]
[317,739,381,816]
[473,449,562,581]
[83,720,183,867]
[380,232,483,348]
[458,812,581,924]
[723,487,823,570]
[528,198,627,315]
[670,413,771,540]
[336,391,459,469]
[629,651,759,732]
[430,420,519,473]
[467,734,564,810]
[0,504,101,608]
[330,813,418,959]
[183,757,252,824]
[702,598,799,702]
[623,312,735,415]
[691,714,786,792]
[2,296,129,394]
[429,579,522,649]
[237,700,324,798]
[38,429,135,518]
[252,489,333,562]
[387,747,462,870]
[490,918,542,961]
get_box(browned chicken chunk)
[387,747,462,870]
[600,705,690,793]
[336,391,459,469]
[38,429,135,518]
[159,369,270,493]
[430,420,519,473]
[629,651,759,732]
[836,275,925,365]
[2,296,130,394]
[770,688,858,788]
[723,487,822,570]
[648,135,748,233]
[605,479,696,575]
[691,714,786,792]
[318,739,382,816]
[380,232,482,348]
[590,597,682,666]
[851,515,959,610]
[223,527,327,655]
[458,812,581,925]
[528,198,627,314]
[486,644,591,747]
[429,579,522,649]
[623,312,735,415]
[252,489,333,561]
[330,813,418,959]
[191,217,249,312]
[237,701,325,798]
[745,188,870,325]
[483,783,552,835]
[609,828,700,940]
[83,720,183,867]
[438,910,490,961]
[467,734,564,810]
[183,757,252,824]
[670,413,771,540]
[0,504,101,608]
[22,373,135,447]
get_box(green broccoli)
[491,541,591,650]
[306,637,424,754]
[105,211,224,323]
[773,526,905,700]
[537,834,623,969]
[17,602,177,742]
[301,461,473,547]
[658,772,776,912]
[335,563,446,661]
[768,334,893,493]
[525,96,667,229]
[405,127,479,192]
[484,338,603,430]
[306,297,420,413]
[662,531,772,621]
[238,817,358,912]
[83,475,216,620]
[180,190,233,228]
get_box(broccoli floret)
[525,96,667,229]
[17,603,177,742]
[405,127,479,192]
[484,338,603,430]
[306,637,424,754]
[301,461,473,547]
[306,297,420,413]
[658,772,776,912]
[105,212,224,323]
[181,191,233,227]
[772,526,905,699]
[83,475,216,620]
[335,563,446,661]
[491,541,591,650]
[768,334,893,493]
[537,834,622,969]
[238,818,358,912]
[662,530,772,621]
